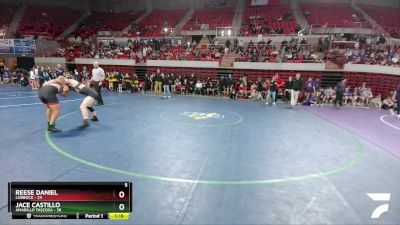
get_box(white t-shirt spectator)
[34,68,39,79]
[29,70,35,80]
[224,47,229,54]
[92,67,105,82]
[239,40,244,47]
[195,82,202,89]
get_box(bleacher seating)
[72,11,144,40]
[300,3,371,28]
[183,7,235,30]
[76,64,135,76]
[147,67,218,81]
[73,63,400,98]
[233,70,323,83]
[17,5,81,38]
[241,4,298,36]
[132,10,187,37]
[359,4,400,38]
[344,72,400,98]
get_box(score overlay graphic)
[8,182,132,220]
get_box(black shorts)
[38,85,59,105]
[79,86,99,100]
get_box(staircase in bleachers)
[18,5,81,38]
[59,12,90,39]
[196,36,211,49]
[351,1,380,30]
[321,72,342,88]
[231,0,246,29]
[217,69,234,80]
[134,66,148,81]
[290,0,308,31]
[171,10,193,36]
[122,11,151,34]
[358,4,400,38]
[35,39,62,57]
[6,3,25,38]
[219,52,235,67]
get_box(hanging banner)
[0,39,36,54]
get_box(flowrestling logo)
[180,112,224,120]
[366,193,391,219]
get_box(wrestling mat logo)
[180,112,224,120]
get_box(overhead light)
[227,29,232,36]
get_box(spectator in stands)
[266,76,278,105]
[154,69,162,95]
[383,92,395,110]
[322,86,336,104]
[219,75,226,96]
[181,77,188,94]
[304,77,314,100]
[162,73,171,98]
[205,77,213,95]
[391,82,400,117]
[250,81,261,101]
[55,64,64,77]
[303,92,318,106]
[333,79,346,108]
[343,86,354,106]
[362,87,373,107]
[370,94,383,109]
[275,73,284,102]
[315,87,323,105]
[195,80,203,95]
[169,73,176,93]
[284,76,293,102]
[29,68,37,90]
[143,73,150,93]
[226,74,233,97]
[3,68,11,84]
[290,73,303,108]
[38,66,45,87]
[34,66,40,89]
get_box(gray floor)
[0,86,399,225]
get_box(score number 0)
[118,182,128,211]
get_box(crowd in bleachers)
[43,34,400,68]
[234,38,318,63]
[128,71,394,110]
[1,65,398,112]
[45,38,226,62]
[345,44,400,66]
[0,67,31,86]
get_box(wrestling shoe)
[90,116,99,121]
[47,127,62,133]
[79,120,90,129]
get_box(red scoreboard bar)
[8,182,132,220]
